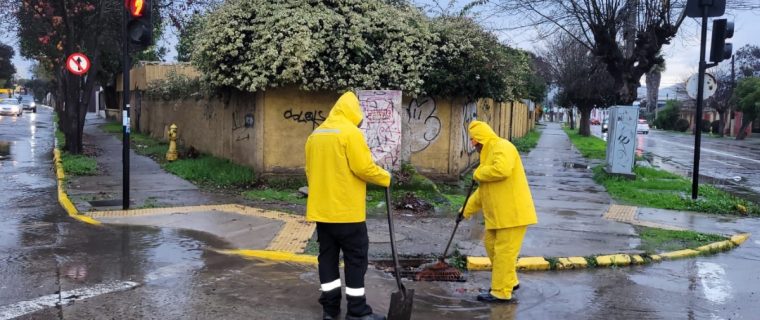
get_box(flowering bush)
[192,0,436,95]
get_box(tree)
[706,64,733,137]
[734,77,760,140]
[544,33,616,136]
[424,16,532,100]
[735,44,760,78]
[0,42,15,87]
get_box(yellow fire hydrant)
[166,124,178,161]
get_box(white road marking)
[0,281,139,320]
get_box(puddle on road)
[0,141,9,160]
[696,261,731,304]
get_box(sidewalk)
[65,116,750,263]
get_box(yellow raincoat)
[462,120,537,301]
[305,92,391,223]
[463,121,537,228]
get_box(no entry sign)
[66,53,90,76]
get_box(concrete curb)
[465,233,751,271]
[53,149,102,226]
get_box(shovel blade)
[388,289,414,320]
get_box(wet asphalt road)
[591,124,760,201]
[2,110,760,319]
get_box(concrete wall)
[118,65,537,180]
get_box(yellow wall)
[262,87,340,174]
[127,65,538,179]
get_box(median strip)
[465,233,751,271]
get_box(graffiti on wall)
[406,97,441,153]
[358,90,402,170]
[283,109,326,129]
[460,101,478,157]
[232,106,254,142]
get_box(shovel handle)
[441,180,477,260]
[385,187,406,294]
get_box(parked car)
[637,119,650,134]
[601,119,608,133]
[0,99,23,117]
[591,118,601,125]
[19,96,37,113]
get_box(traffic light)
[709,19,734,63]
[126,0,152,48]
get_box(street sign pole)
[122,5,131,209]
[691,6,708,200]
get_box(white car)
[0,99,23,117]
[637,119,650,134]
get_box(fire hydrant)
[166,124,178,161]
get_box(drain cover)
[88,199,127,207]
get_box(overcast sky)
[3,2,759,89]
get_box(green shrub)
[701,119,711,133]
[674,119,690,132]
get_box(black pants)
[317,222,372,317]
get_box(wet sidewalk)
[367,122,639,259]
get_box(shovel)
[385,187,414,320]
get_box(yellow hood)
[326,92,363,126]
[468,120,499,144]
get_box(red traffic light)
[126,0,144,17]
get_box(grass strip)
[637,227,726,254]
[594,166,760,215]
[512,129,542,153]
[562,126,606,159]
[60,152,97,176]
[164,156,254,187]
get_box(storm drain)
[372,259,467,282]
[563,162,590,169]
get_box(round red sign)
[66,53,91,76]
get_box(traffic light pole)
[122,6,131,209]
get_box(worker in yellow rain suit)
[462,120,538,303]
[305,92,390,320]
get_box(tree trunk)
[579,107,592,136]
[619,75,640,105]
[718,109,729,137]
[646,69,661,114]
[568,108,575,130]
[736,118,753,140]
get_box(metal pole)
[692,6,709,200]
[122,6,131,209]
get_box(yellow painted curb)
[730,233,750,246]
[467,257,492,271]
[631,255,645,265]
[650,255,662,262]
[659,249,699,260]
[556,257,587,270]
[516,257,550,271]
[54,148,101,226]
[696,240,735,253]
[219,249,318,265]
[595,254,632,267]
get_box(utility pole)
[685,0,732,200]
[122,3,131,209]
